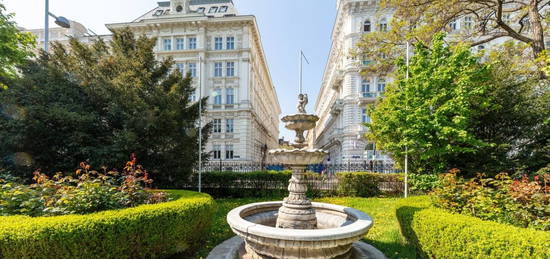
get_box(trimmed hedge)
[396,196,550,258]
[189,171,404,198]
[336,172,404,197]
[0,190,216,259]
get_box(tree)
[356,0,549,75]
[0,29,210,187]
[451,42,550,175]
[366,34,493,174]
[0,3,35,89]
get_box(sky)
[2,0,337,140]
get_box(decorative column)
[276,165,317,229]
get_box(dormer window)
[363,20,371,32]
[197,7,205,13]
[176,5,183,12]
[219,6,228,13]
[209,6,218,13]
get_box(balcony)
[358,92,383,104]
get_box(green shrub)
[396,196,550,258]
[1,159,168,216]
[336,172,404,197]
[408,173,440,193]
[433,171,549,230]
[0,190,216,259]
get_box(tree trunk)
[528,0,546,58]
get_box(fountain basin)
[281,114,319,131]
[269,149,328,166]
[227,201,373,259]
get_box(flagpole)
[198,55,203,193]
[299,50,303,94]
[404,41,410,198]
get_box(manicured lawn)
[193,196,416,259]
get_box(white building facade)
[308,0,394,165]
[107,0,281,164]
[309,0,549,166]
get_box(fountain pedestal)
[276,166,317,229]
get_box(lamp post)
[44,0,71,52]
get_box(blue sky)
[3,0,337,140]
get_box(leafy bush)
[0,190,215,259]
[408,173,440,193]
[336,172,404,197]
[396,196,550,258]
[433,170,549,230]
[0,156,168,216]
[189,171,404,198]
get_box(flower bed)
[396,196,550,258]
[0,190,216,259]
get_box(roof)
[157,0,233,6]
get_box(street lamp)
[44,0,71,52]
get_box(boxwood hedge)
[0,190,215,259]
[396,196,550,258]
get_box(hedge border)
[396,196,550,258]
[0,190,216,259]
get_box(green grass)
[193,196,416,259]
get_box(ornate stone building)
[309,0,549,166]
[307,0,394,165]
[106,0,281,163]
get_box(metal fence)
[201,162,401,174]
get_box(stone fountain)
[207,95,385,259]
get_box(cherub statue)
[297,94,308,114]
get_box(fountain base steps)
[206,236,387,259]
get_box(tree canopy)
[0,3,35,88]
[356,0,549,75]
[0,29,210,187]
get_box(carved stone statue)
[297,94,308,114]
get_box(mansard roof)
[157,0,233,7]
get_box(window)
[197,7,205,13]
[214,37,223,50]
[362,59,371,66]
[213,119,222,133]
[212,145,221,159]
[209,6,218,13]
[362,109,370,123]
[363,20,371,32]
[214,62,223,77]
[503,14,511,24]
[176,63,185,75]
[464,16,473,30]
[225,145,234,159]
[379,18,388,32]
[377,78,386,92]
[226,88,234,104]
[188,62,197,77]
[213,89,222,105]
[226,119,234,133]
[361,79,371,97]
[219,6,228,13]
[176,38,185,50]
[449,20,457,31]
[163,38,172,51]
[188,37,197,49]
[226,62,235,77]
[477,45,485,50]
[189,92,196,102]
[226,36,235,50]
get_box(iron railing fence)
[199,162,401,174]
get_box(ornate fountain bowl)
[227,201,374,259]
[281,114,319,132]
[269,148,328,166]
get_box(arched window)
[363,20,371,32]
[379,18,388,32]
